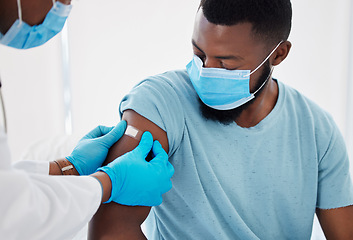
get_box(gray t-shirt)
[120,70,353,239]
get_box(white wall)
[0,1,352,238]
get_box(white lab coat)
[0,131,102,240]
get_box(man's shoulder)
[121,69,192,114]
[144,69,190,88]
[280,81,330,115]
[132,69,194,100]
[279,81,336,130]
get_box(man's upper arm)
[104,109,169,165]
[89,109,169,240]
[316,206,353,239]
[315,117,353,239]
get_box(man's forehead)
[192,9,264,58]
[194,9,256,41]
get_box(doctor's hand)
[97,131,174,206]
[66,121,127,175]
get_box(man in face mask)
[0,0,174,239]
[88,0,353,239]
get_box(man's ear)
[272,41,292,66]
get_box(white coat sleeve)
[0,170,102,240]
[0,133,102,240]
[12,160,50,175]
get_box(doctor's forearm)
[49,159,112,203]
[91,171,112,203]
[49,159,79,175]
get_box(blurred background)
[0,0,352,238]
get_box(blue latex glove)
[66,121,127,175]
[97,131,174,206]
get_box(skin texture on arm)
[316,205,353,239]
[88,109,169,240]
[49,159,79,176]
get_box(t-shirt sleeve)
[119,74,185,156]
[316,116,353,209]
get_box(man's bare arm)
[316,205,353,239]
[88,109,169,240]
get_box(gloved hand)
[97,131,174,206]
[66,121,127,175]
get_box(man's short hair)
[199,0,292,45]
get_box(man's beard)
[198,60,272,125]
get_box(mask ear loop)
[252,66,274,96]
[244,40,283,78]
[16,0,23,26]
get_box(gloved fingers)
[150,141,167,164]
[83,125,114,140]
[100,121,127,147]
[165,160,175,177]
[151,196,163,206]
[150,140,174,176]
[99,125,119,136]
[161,179,173,195]
[133,131,154,158]
[150,140,168,163]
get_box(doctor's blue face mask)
[186,41,283,111]
[0,0,72,49]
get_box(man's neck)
[235,78,279,128]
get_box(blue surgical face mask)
[186,41,282,110]
[0,0,72,49]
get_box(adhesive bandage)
[124,125,143,140]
